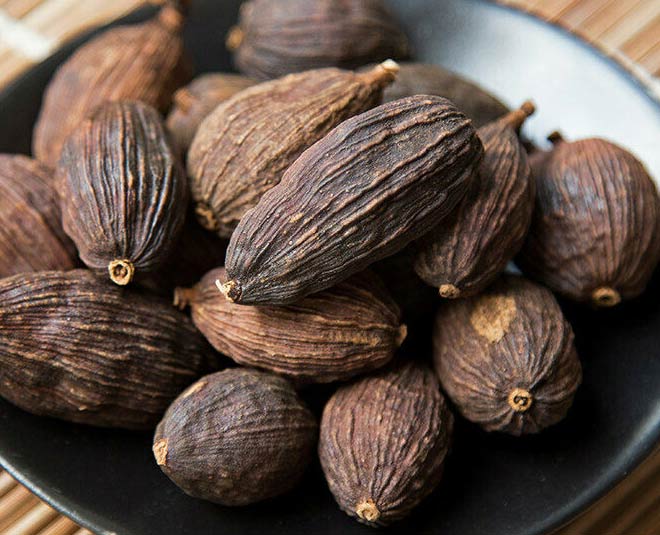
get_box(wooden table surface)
[0,1,659,534]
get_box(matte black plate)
[0,1,659,534]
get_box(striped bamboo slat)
[0,1,658,534]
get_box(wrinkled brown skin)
[365,62,509,127]
[228,0,409,80]
[224,96,483,305]
[433,275,582,436]
[518,136,660,307]
[187,63,398,238]
[0,270,217,430]
[166,73,255,153]
[139,210,228,296]
[58,101,188,286]
[153,368,318,506]
[32,4,191,167]
[176,268,405,383]
[0,154,78,277]
[414,103,536,299]
[319,361,453,526]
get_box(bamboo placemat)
[0,0,659,534]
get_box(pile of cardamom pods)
[0,0,658,526]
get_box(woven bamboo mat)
[0,0,659,534]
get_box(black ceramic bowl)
[0,1,659,534]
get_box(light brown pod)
[368,62,509,127]
[0,270,217,430]
[187,62,398,237]
[166,73,255,153]
[319,361,453,526]
[0,154,78,277]
[227,0,409,80]
[175,268,405,383]
[58,101,188,286]
[153,368,317,505]
[518,134,660,307]
[414,102,536,299]
[33,3,191,166]
[433,275,582,436]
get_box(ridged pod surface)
[518,135,660,307]
[153,368,317,505]
[368,62,509,127]
[174,268,406,383]
[33,4,191,167]
[319,361,453,526]
[0,154,77,277]
[414,102,536,299]
[0,270,216,430]
[58,101,188,286]
[227,0,409,80]
[166,73,255,153]
[187,62,398,237]
[433,275,582,436]
[223,95,483,305]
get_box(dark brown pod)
[222,95,483,305]
[518,134,660,307]
[226,0,409,80]
[414,102,536,299]
[0,154,78,277]
[58,101,188,286]
[433,275,582,435]
[174,268,406,383]
[33,3,191,167]
[0,270,216,430]
[166,73,255,153]
[187,62,398,237]
[319,361,453,526]
[367,62,509,127]
[153,368,317,505]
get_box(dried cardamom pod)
[433,275,582,435]
[153,368,317,505]
[33,3,192,166]
[187,62,398,237]
[0,270,216,430]
[166,73,255,153]
[364,62,509,127]
[518,134,660,307]
[174,268,406,383]
[414,102,536,299]
[319,360,453,526]
[0,154,78,277]
[226,0,409,80]
[222,95,483,305]
[58,101,188,286]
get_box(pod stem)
[592,286,621,308]
[547,131,566,145]
[439,284,461,299]
[501,100,536,131]
[173,287,196,310]
[395,324,408,347]
[355,499,380,523]
[508,388,533,413]
[108,259,135,286]
[226,26,244,51]
[216,279,242,303]
[174,88,195,112]
[358,59,400,89]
